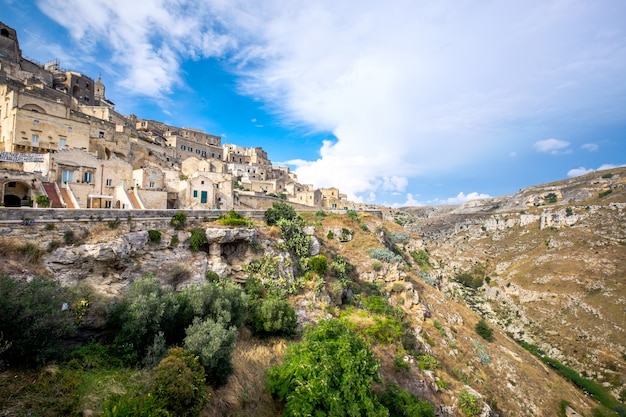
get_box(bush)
[109,274,178,364]
[277,217,311,266]
[389,232,410,244]
[183,317,238,386]
[459,391,481,416]
[171,211,187,230]
[370,248,402,263]
[545,193,558,203]
[377,383,434,417]
[599,189,613,198]
[64,230,77,245]
[410,249,431,268]
[102,390,167,417]
[315,209,326,219]
[247,296,297,337]
[266,319,387,417]
[189,228,206,252]
[346,209,359,222]
[475,319,494,341]
[35,194,50,207]
[152,347,207,417]
[0,275,77,366]
[308,254,328,276]
[108,217,121,229]
[264,202,297,226]
[148,230,162,244]
[217,210,254,227]
[205,270,220,282]
[601,173,614,179]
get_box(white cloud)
[567,167,594,177]
[396,193,424,207]
[581,143,599,151]
[438,192,492,205]
[567,163,625,177]
[534,138,571,154]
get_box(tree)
[152,347,207,417]
[247,296,297,337]
[267,319,387,417]
[264,202,297,226]
[110,274,178,364]
[0,275,76,366]
[184,317,238,386]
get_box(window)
[211,153,215,158]
[62,170,73,183]
[67,127,72,132]
[149,182,155,189]
[202,151,206,157]
[201,180,205,185]
[151,172,157,179]
[83,172,93,183]
[106,179,112,187]
[33,120,39,126]
[7,182,16,188]
[188,147,193,152]
[59,137,66,149]
[196,149,200,154]
[181,145,186,150]
[31,134,39,146]
[193,190,198,198]
[98,131,104,138]
[104,201,112,208]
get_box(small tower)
[0,22,22,65]
[95,74,105,103]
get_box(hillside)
[0,191,623,416]
[388,166,626,411]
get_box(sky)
[2,0,625,206]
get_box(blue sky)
[2,0,625,206]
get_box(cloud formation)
[534,138,571,154]
[567,163,625,177]
[36,0,626,202]
[581,143,599,152]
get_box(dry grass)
[204,329,287,417]
[0,237,49,277]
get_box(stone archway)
[3,194,21,207]
[2,181,30,207]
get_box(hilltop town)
[0,22,365,212]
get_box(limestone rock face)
[205,227,256,243]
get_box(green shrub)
[102,391,167,417]
[246,296,297,337]
[277,217,311,267]
[566,207,574,216]
[148,230,162,244]
[459,391,481,416]
[410,249,432,268]
[266,319,386,417]
[189,228,206,252]
[171,211,187,230]
[377,383,434,417]
[205,270,220,282]
[64,230,77,245]
[264,202,297,226]
[183,317,238,386]
[599,189,613,198]
[417,354,438,370]
[327,230,334,239]
[109,274,178,365]
[361,223,370,232]
[475,319,494,341]
[0,275,77,366]
[545,193,558,203]
[309,254,328,276]
[601,173,614,179]
[389,232,410,243]
[35,194,50,207]
[315,209,326,219]
[152,347,207,417]
[370,248,402,263]
[346,209,360,222]
[217,210,254,227]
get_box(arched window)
[0,28,9,37]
